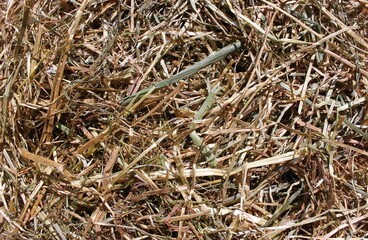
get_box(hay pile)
[1,0,368,239]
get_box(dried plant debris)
[1,0,368,239]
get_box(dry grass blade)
[41,0,91,144]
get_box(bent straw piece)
[19,148,64,172]
[121,41,243,105]
[19,148,74,183]
[189,84,221,165]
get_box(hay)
[1,0,368,239]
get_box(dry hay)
[1,0,368,239]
